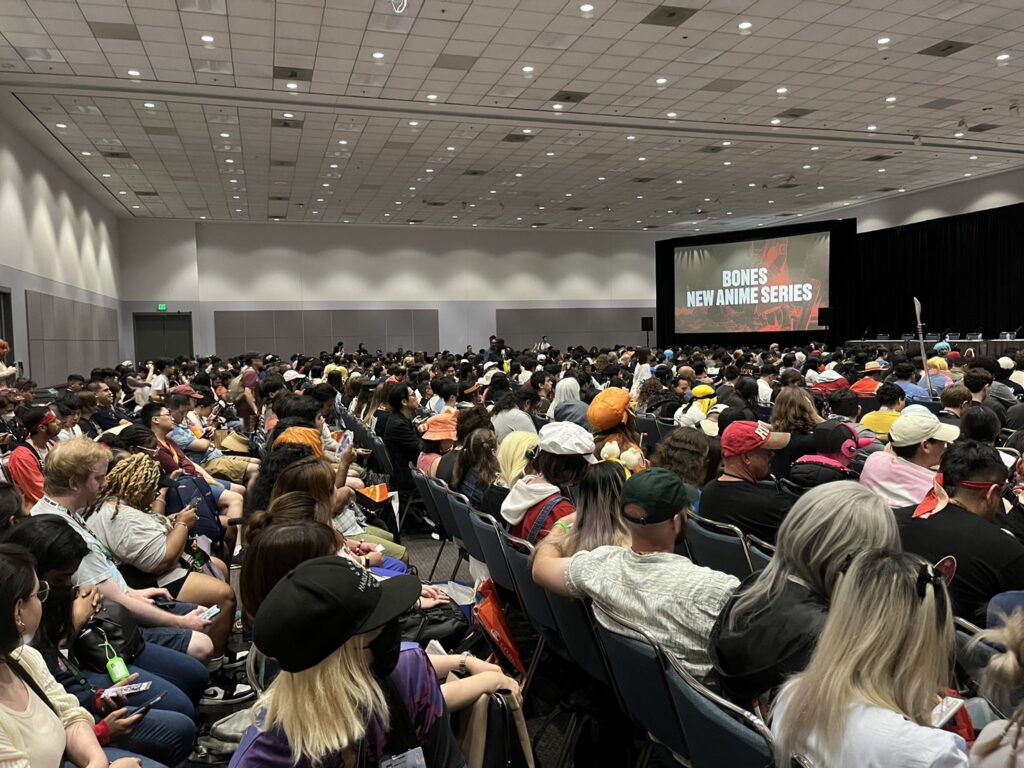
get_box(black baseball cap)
[253,557,420,673]
[620,467,698,525]
[812,420,873,454]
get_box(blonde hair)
[497,431,539,489]
[773,550,954,765]
[258,635,389,764]
[90,453,161,518]
[972,611,1024,759]
[770,387,818,434]
[43,438,110,496]
[928,356,949,372]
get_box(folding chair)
[425,477,467,581]
[592,613,690,767]
[468,511,516,594]
[531,413,550,431]
[953,615,1001,705]
[656,418,680,442]
[856,396,880,417]
[664,652,774,768]
[685,511,754,579]
[411,468,447,580]
[245,646,280,695]
[446,490,486,563]
[745,534,775,573]
[636,412,661,450]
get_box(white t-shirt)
[757,378,774,406]
[772,694,969,768]
[150,373,169,395]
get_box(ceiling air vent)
[918,40,973,57]
[639,5,699,27]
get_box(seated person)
[896,439,1022,625]
[8,406,60,506]
[772,550,966,767]
[83,452,237,665]
[893,361,931,401]
[960,406,1016,469]
[231,558,466,768]
[501,422,594,543]
[789,421,875,492]
[859,410,957,508]
[697,421,796,543]
[859,382,906,441]
[710,482,898,708]
[168,390,260,486]
[532,468,739,683]
[849,360,886,395]
[450,428,499,509]
[0,543,145,768]
[938,384,972,427]
[416,411,457,477]
[826,388,879,445]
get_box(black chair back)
[468,511,516,594]
[545,592,611,685]
[685,512,754,579]
[447,491,486,562]
[635,412,661,449]
[496,529,565,654]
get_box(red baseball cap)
[721,421,790,458]
[170,384,203,401]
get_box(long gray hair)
[560,460,629,557]
[727,481,899,632]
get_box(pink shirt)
[859,449,935,508]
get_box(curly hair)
[650,427,713,488]
[770,387,819,435]
[88,452,161,519]
[635,377,664,413]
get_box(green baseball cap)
[620,467,699,525]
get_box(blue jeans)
[987,590,1024,627]
[132,642,209,705]
[82,663,196,719]
[103,707,195,767]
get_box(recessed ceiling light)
[726,211,732,215]
[118,190,127,195]
[408,121,419,126]
[538,206,545,210]
[143,102,155,109]
[522,65,534,73]
[312,211,318,215]
[322,182,330,187]
[489,190,496,194]
[446,146,455,151]
[546,152,555,156]
[514,172,523,177]
[677,180,684,184]
[885,95,897,103]
[867,124,877,131]
[969,155,978,160]
[552,103,563,110]
[286,82,299,89]
[748,182,756,187]
[776,87,788,94]
[666,111,677,118]
[877,36,891,45]
[232,195,240,199]
[343,219,351,223]
[101,173,111,178]
[580,4,594,12]
[626,135,636,140]
[770,118,781,125]
[598,176,605,181]
[638,156,646,161]
[898,187,906,192]
[522,129,532,134]
[768,200,774,204]
[235,208,242,212]
[316,197,324,202]
[565,193,572,197]
[282,112,294,119]
[636,195,643,199]
[200,34,215,43]
[878,168,886,172]
[722,141,731,146]
[426,94,438,100]
[655,77,668,85]
[954,131,964,138]
[817,185,825,190]
[516,217,523,221]
[811,145,820,151]
[55,122,67,128]
[225,158,234,163]
[964,172,972,177]
[426,168,434,173]
[738,21,752,30]
[200,215,207,220]
[338,140,348,145]
[723,161,731,166]
[395,201,402,205]
[132,204,140,209]
[372,51,384,59]
[127,69,140,77]
[329,163,338,168]
[802,164,811,169]
[220,132,230,138]
[996,53,1010,62]
[80,151,91,156]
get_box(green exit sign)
[156,303,167,312]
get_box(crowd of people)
[2,335,1024,766]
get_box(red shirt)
[8,442,49,505]
[155,436,198,477]
[850,378,881,395]
[510,493,575,544]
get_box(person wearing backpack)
[232,354,263,433]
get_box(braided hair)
[87,452,161,519]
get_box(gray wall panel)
[303,310,331,336]
[273,311,302,337]
[244,310,273,337]
[496,307,655,351]
[214,311,245,337]
[26,291,119,384]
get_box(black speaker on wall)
[641,316,654,332]
[817,308,833,326]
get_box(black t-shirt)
[698,478,797,543]
[770,432,815,480]
[895,503,1024,623]
[434,449,457,486]
[971,398,1007,427]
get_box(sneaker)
[223,646,250,671]
[200,678,254,707]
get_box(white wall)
[118,221,661,354]
[0,113,121,377]
[803,165,1024,233]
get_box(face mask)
[367,619,402,678]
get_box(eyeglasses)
[34,581,49,604]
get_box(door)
[133,313,193,362]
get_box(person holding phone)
[0,542,144,768]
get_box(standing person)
[0,543,143,768]
[234,353,264,433]
[7,406,60,506]
[229,558,465,768]
[630,349,653,397]
[0,339,16,386]
[771,550,966,767]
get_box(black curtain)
[831,202,1024,344]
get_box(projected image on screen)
[673,232,830,334]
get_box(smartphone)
[152,597,183,610]
[102,681,152,698]
[199,605,221,621]
[133,691,166,718]
[931,696,965,728]
[339,430,354,453]
[187,494,203,510]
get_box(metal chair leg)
[427,540,447,581]
[448,549,467,581]
[554,712,580,768]
[634,740,653,768]
[522,636,546,699]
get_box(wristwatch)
[458,651,470,676]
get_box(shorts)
[142,600,197,654]
[163,573,190,598]
[204,456,252,484]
